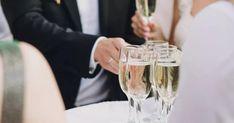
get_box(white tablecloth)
[66,98,156,123]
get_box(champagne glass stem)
[134,99,143,123]
[144,16,150,42]
[154,90,162,118]
[147,87,162,122]
[128,97,135,123]
[161,101,171,123]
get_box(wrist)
[93,36,107,63]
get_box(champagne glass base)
[142,113,161,123]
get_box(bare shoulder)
[19,42,48,67]
[0,42,65,122]
[19,42,66,123]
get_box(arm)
[0,42,66,123]
[169,3,234,123]
[168,0,179,45]
[1,0,98,78]
[20,42,66,123]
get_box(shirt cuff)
[89,36,107,74]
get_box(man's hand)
[94,38,128,74]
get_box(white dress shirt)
[169,1,234,123]
[75,0,109,106]
[0,5,13,41]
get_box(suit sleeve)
[1,0,98,78]
[124,0,145,45]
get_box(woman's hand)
[131,11,165,40]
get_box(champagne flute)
[135,0,156,21]
[119,45,137,123]
[143,40,169,122]
[135,0,157,41]
[155,45,181,123]
[119,45,152,123]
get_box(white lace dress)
[174,0,193,49]
[152,0,174,40]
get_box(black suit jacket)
[2,0,145,109]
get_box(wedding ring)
[108,58,114,64]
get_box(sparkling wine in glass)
[119,45,152,123]
[155,45,181,123]
[143,40,169,122]
[136,0,156,19]
[135,0,157,41]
